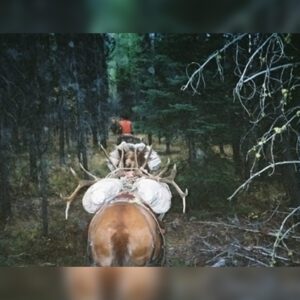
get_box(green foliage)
[49,167,78,196]
[108,33,144,115]
[177,157,238,212]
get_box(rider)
[117,115,134,144]
[119,114,133,135]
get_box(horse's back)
[88,202,163,266]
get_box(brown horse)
[62,144,187,266]
[87,193,165,266]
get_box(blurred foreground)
[1,268,300,300]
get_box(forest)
[0,33,300,266]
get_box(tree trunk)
[100,135,107,149]
[59,123,65,165]
[187,135,197,165]
[148,133,152,145]
[36,127,49,237]
[12,124,20,153]
[158,132,161,145]
[0,125,12,227]
[39,155,48,236]
[282,134,300,206]
[231,133,245,178]
[77,131,88,171]
[58,96,66,165]
[91,124,98,147]
[28,132,38,183]
[99,118,108,149]
[65,126,70,151]
[165,137,171,154]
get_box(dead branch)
[271,205,300,264]
[182,33,300,207]
[234,252,269,267]
[191,220,300,240]
[181,34,247,94]
[227,161,300,201]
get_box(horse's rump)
[88,199,165,266]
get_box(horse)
[62,143,187,266]
[87,192,165,267]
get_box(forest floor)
[1,135,300,267]
[2,184,300,267]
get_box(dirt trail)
[2,192,300,267]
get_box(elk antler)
[135,159,188,214]
[134,146,139,169]
[61,167,99,220]
[159,164,188,214]
[157,158,170,177]
[141,145,153,170]
[100,144,117,170]
[79,163,100,180]
[118,148,125,168]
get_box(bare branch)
[181,34,247,93]
[243,63,300,84]
[271,206,300,264]
[228,161,300,201]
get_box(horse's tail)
[111,229,129,266]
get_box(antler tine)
[171,164,177,177]
[100,144,117,170]
[70,167,79,179]
[141,145,153,169]
[65,201,71,220]
[133,147,146,177]
[134,147,139,168]
[167,163,177,180]
[158,158,170,177]
[61,166,98,220]
[160,177,188,214]
[79,163,99,180]
[182,188,188,213]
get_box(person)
[118,115,133,135]
[117,115,136,144]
